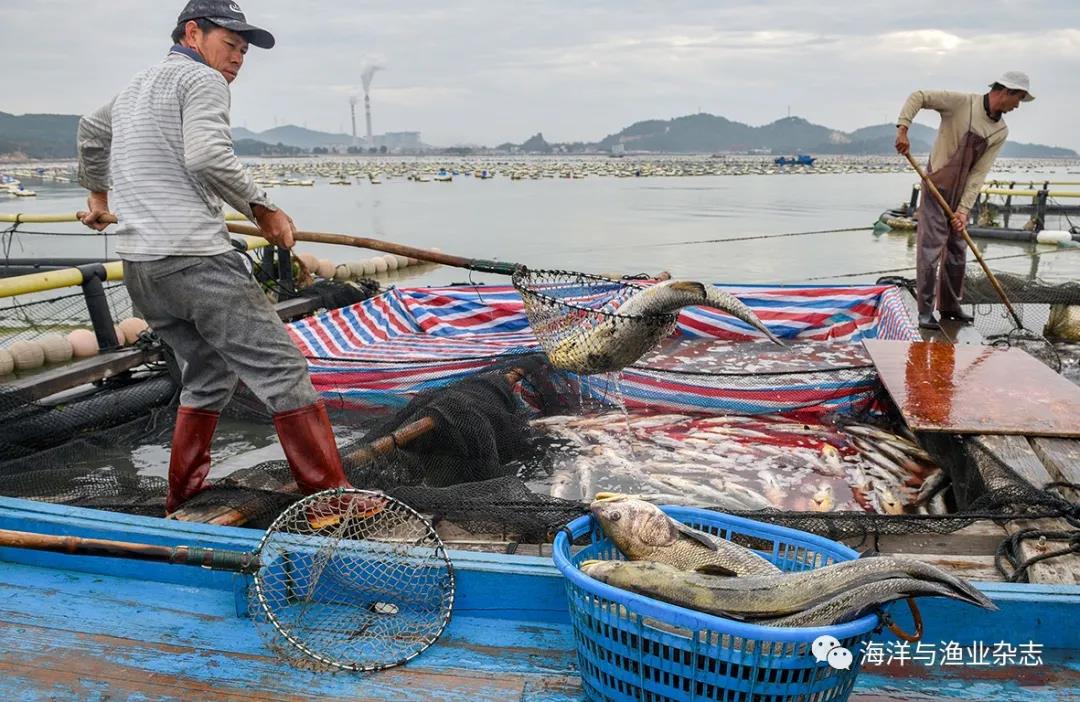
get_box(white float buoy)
[119,317,149,345]
[114,324,128,346]
[38,333,73,364]
[394,254,410,268]
[373,257,389,273]
[9,340,45,370]
[297,252,320,272]
[361,259,377,276]
[68,329,99,358]
[384,255,399,271]
[333,264,351,282]
[1035,230,1072,245]
[0,347,14,375]
[347,261,367,279]
[316,258,336,279]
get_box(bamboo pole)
[79,212,522,276]
[904,153,1024,328]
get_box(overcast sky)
[2,1,1077,149]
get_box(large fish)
[578,555,993,620]
[545,280,785,374]
[589,496,781,576]
[764,578,976,628]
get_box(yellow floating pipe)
[986,180,1080,186]
[0,261,124,298]
[0,234,269,298]
[0,211,250,224]
[980,188,1080,198]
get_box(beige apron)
[915,102,1001,316]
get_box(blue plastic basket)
[552,506,880,702]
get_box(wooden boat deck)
[1,498,1078,701]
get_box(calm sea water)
[3,156,1078,484]
[5,156,1080,285]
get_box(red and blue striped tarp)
[288,284,919,415]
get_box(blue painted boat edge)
[1,497,1077,648]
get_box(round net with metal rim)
[512,268,678,375]
[250,489,455,672]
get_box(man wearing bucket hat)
[76,1,351,513]
[894,72,1033,330]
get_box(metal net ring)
[512,268,679,375]
[250,489,455,672]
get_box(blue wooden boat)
[1,495,1076,701]
[774,155,816,166]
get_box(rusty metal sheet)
[863,340,1080,437]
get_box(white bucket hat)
[991,71,1035,102]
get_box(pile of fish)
[530,411,952,515]
[582,497,995,627]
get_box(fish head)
[810,483,835,511]
[590,496,678,557]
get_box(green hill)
[0,112,80,159]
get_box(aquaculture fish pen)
[2,269,1077,591]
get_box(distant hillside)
[0,112,80,159]
[513,114,1078,158]
[2,109,1077,159]
[233,138,304,156]
[233,125,354,150]
[593,114,843,153]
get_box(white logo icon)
[229,2,243,12]
[812,634,852,670]
[827,647,853,670]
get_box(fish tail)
[702,286,786,346]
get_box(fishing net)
[0,282,134,346]
[247,489,454,672]
[513,268,677,375]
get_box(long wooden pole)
[903,153,1024,328]
[224,222,522,276]
[76,213,522,277]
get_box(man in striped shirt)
[77,1,350,513]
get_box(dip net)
[512,269,677,375]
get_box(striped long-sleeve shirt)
[77,47,274,260]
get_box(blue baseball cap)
[177,0,275,49]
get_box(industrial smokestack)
[349,96,359,147]
[360,64,383,147]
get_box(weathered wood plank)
[0,621,531,702]
[842,521,1008,559]
[973,435,1055,488]
[969,434,1080,585]
[0,561,577,679]
[890,552,1004,582]
[1029,437,1080,501]
[1,347,160,404]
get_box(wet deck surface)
[0,558,1076,701]
[0,561,581,702]
[865,339,1080,437]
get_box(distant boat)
[774,154,816,166]
[434,170,452,182]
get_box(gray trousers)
[915,195,967,316]
[124,252,318,413]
